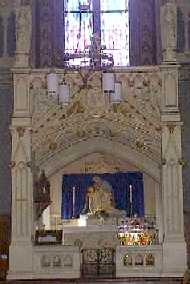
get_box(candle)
[73,186,75,217]
[129,185,132,203]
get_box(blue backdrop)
[61,172,144,219]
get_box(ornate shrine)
[7,0,187,281]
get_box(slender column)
[160,63,187,274]
[10,124,33,243]
[155,183,163,244]
[8,1,33,279]
[162,122,184,240]
[160,3,186,275]
[161,120,187,275]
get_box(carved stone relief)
[31,69,162,166]
[40,254,73,268]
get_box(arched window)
[64,0,129,67]
[33,0,157,68]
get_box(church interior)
[0,0,190,283]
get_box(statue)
[83,176,117,216]
[15,2,32,66]
[160,1,177,62]
[34,170,51,219]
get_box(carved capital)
[9,161,16,168]
[178,159,187,167]
[168,124,176,134]
[26,161,32,168]
[16,126,25,138]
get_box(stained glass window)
[64,0,129,67]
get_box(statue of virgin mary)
[83,176,115,215]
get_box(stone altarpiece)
[8,0,187,280]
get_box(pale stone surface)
[160,63,187,275]
[160,1,177,62]
[62,217,120,248]
[7,11,187,278]
[116,245,163,278]
[8,64,187,279]
[8,245,81,280]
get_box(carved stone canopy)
[30,68,162,168]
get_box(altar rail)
[33,245,80,279]
[116,245,162,278]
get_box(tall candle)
[73,186,75,217]
[129,185,132,203]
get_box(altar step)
[3,278,183,284]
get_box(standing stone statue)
[160,0,177,62]
[15,1,32,66]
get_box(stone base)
[8,242,33,278]
[8,243,81,280]
[7,270,80,280]
[162,241,187,275]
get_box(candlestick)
[129,185,132,203]
[72,186,75,218]
[129,184,133,218]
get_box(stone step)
[3,278,183,284]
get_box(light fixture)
[102,72,115,93]
[59,82,70,106]
[111,82,122,104]
[47,73,58,99]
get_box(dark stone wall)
[179,65,190,268]
[0,68,13,215]
[129,0,157,66]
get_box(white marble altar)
[62,214,121,249]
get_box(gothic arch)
[39,137,160,182]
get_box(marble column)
[8,1,34,279]
[8,69,34,279]
[161,64,187,275]
[160,6,186,274]
[155,183,163,244]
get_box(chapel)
[0,0,190,283]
